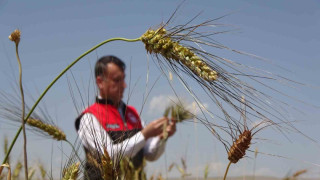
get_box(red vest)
[82,102,143,133]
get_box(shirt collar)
[96,96,125,108]
[96,96,114,105]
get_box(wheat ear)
[223,130,252,180]
[141,28,218,82]
[292,169,307,178]
[228,130,252,163]
[101,150,115,180]
[26,118,66,141]
[62,162,80,180]
[12,161,22,180]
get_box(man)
[75,55,176,179]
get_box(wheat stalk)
[221,97,261,180]
[0,164,11,180]
[3,137,9,165]
[9,29,29,180]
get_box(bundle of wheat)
[163,103,194,123]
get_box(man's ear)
[96,76,104,89]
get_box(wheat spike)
[28,168,36,180]
[26,118,66,141]
[292,169,307,178]
[12,161,22,180]
[101,150,115,180]
[141,28,218,82]
[254,147,258,158]
[168,163,175,172]
[204,164,209,180]
[38,164,47,180]
[228,130,252,163]
[164,103,194,122]
[156,173,164,180]
[149,174,154,180]
[8,29,21,45]
[86,153,100,172]
[62,162,80,180]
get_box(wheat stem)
[2,37,141,165]
[65,140,83,165]
[223,161,232,180]
[13,36,28,180]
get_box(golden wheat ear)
[227,130,252,164]
[62,162,80,180]
[26,118,66,141]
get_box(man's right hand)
[141,117,168,139]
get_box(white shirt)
[78,112,166,162]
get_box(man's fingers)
[154,117,168,124]
[154,117,169,128]
[166,122,176,137]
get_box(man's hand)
[160,119,176,139]
[141,117,168,139]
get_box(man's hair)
[95,55,126,78]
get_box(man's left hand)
[160,119,176,139]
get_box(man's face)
[97,63,126,104]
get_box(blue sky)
[0,0,320,178]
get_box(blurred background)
[0,0,319,179]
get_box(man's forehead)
[105,63,125,76]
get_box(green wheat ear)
[141,27,218,82]
[163,103,194,122]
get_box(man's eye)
[114,79,122,82]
